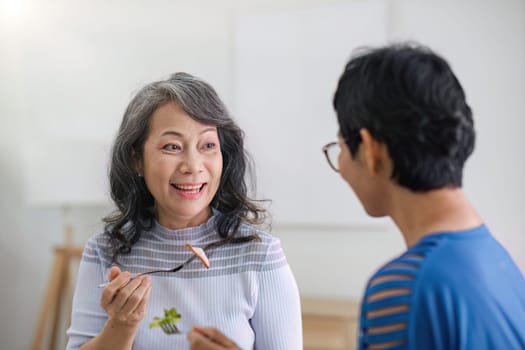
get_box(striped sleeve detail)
[360,241,438,349]
[81,234,112,267]
[259,236,288,271]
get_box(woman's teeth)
[173,184,204,193]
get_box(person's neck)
[388,186,483,247]
[155,206,213,230]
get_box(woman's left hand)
[187,327,240,350]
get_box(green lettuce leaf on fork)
[149,307,182,333]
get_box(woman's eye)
[204,142,217,150]
[163,144,181,151]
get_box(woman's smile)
[171,182,207,199]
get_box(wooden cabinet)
[301,298,360,350]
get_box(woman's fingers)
[99,269,152,326]
[188,330,224,350]
[108,265,122,281]
[100,270,130,308]
[131,284,152,320]
[119,276,152,315]
[188,327,240,349]
[109,276,147,312]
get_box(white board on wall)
[233,0,391,227]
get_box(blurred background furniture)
[29,225,106,349]
[25,140,109,349]
[31,227,83,350]
[302,297,360,350]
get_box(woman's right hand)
[79,266,153,350]
[100,266,152,331]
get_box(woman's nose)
[179,151,203,174]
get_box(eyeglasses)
[322,142,341,172]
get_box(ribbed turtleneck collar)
[147,208,220,243]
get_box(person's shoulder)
[236,223,287,270]
[84,231,109,247]
[237,222,280,247]
[368,241,431,282]
[361,226,525,349]
[415,226,497,281]
[82,231,112,256]
[416,225,525,295]
[77,231,113,265]
[360,239,467,349]
[359,251,423,349]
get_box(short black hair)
[333,43,475,191]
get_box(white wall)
[233,0,391,227]
[0,0,523,349]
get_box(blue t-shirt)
[358,225,525,349]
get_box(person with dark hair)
[322,43,525,349]
[66,72,302,350]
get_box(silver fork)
[160,322,180,334]
[98,253,197,288]
[97,235,259,288]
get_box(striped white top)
[66,211,303,350]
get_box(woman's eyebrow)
[160,130,183,137]
[160,127,216,138]
[200,127,217,135]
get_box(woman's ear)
[359,129,389,176]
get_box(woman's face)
[139,101,223,229]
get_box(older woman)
[66,73,302,350]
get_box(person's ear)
[359,128,389,176]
